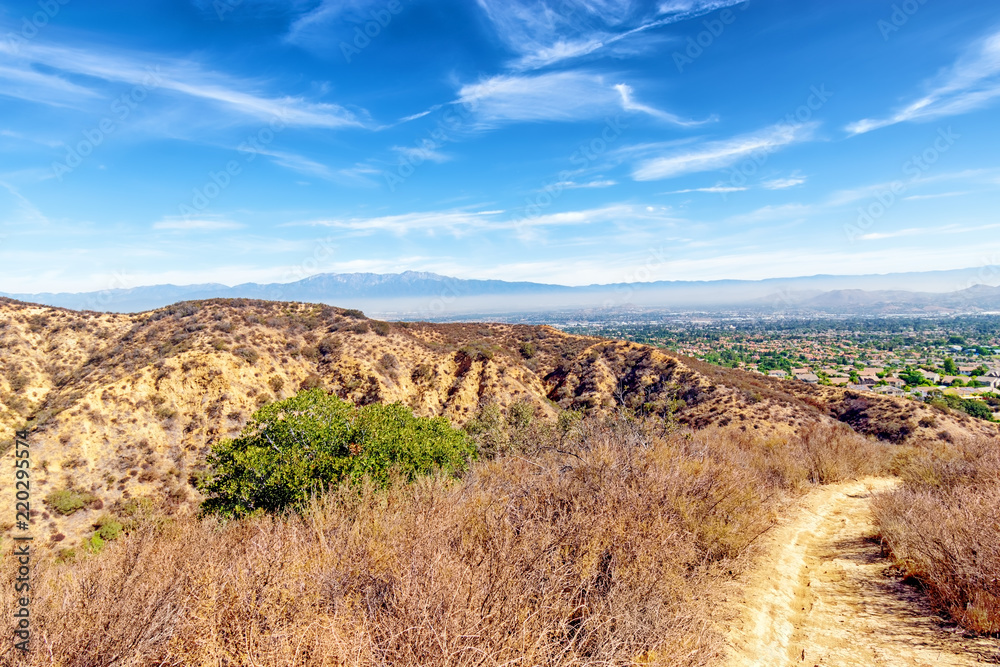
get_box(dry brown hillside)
[1,297,996,546]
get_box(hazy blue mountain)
[3,267,1000,317]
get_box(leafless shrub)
[873,437,1000,634]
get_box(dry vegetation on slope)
[0,297,995,548]
[1,418,900,666]
[873,435,1000,634]
[1,297,999,664]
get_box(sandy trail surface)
[723,477,999,667]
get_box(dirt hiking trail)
[723,477,1000,667]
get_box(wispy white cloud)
[826,169,998,207]
[294,209,502,236]
[250,147,339,181]
[856,228,924,241]
[153,216,244,231]
[0,181,50,226]
[457,71,617,125]
[477,0,748,70]
[284,0,381,47]
[513,204,681,229]
[846,29,1000,135]
[657,0,748,16]
[0,129,62,149]
[457,71,702,127]
[724,203,813,225]
[762,175,806,190]
[0,63,101,108]
[249,149,385,187]
[614,83,715,126]
[857,222,1000,241]
[0,40,366,129]
[392,145,451,164]
[903,191,972,201]
[553,179,618,189]
[291,204,683,236]
[631,122,817,181]
[663,184,747,194]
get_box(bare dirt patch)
[724,478,999,666]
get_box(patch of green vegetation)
[198,389,475,519]
[458,341,496,362]
[45,488,98,516]
[929,393,996,422]
[87,533,105,554]
[93,515,123,541]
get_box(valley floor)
[723,478,999,666]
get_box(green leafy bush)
[198,389,475,519]
[93,515,123,541]
[45,488,98,516]
[928,392,995,421]
[961,399,994,421]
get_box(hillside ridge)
[1,296,996,546]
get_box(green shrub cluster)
[45,488,98,516]
[928,392,995,421]
[198,389,475,519]
[457,342,496,362]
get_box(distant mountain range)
[4,267,1000,317]
[753,284,1000,314]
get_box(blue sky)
[1,0,999,293]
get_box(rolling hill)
[1,296,996,546]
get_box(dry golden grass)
[872,436,1000,635]
[0,417,896,666]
